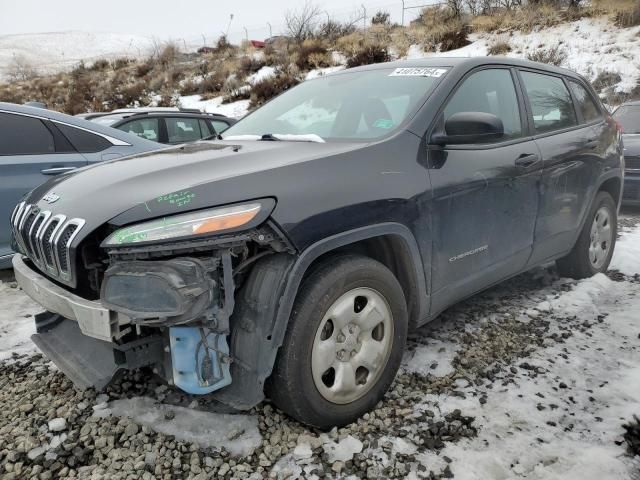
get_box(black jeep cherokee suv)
[12,57,623,429]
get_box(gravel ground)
[0,211,639,480]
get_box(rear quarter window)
[56,123,112,153]
[568,80,602,123]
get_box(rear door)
[519,70,604,265]
[0,112,88,258]
[428,67,542,313]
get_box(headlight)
[103,202,262,246]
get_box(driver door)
[427,67,542,313]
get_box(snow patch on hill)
[407,17,640,95]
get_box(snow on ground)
[178,94,250,119]
[0,275,41,360]
[407,17,640,94]
[403,338,457,378]
[420,274,640,480]
[103,396,261,456]
[611,223,640,276]
[0,31,155,80]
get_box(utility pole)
[244,27,248,42]
[401,0,405,26]
[361,4,367,30]
[267,22,272,38]
[201,34,206,47]
[225,13,234,37]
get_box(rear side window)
[568,81,601,123]
[520,71,577,133]
[118,118,160,142]
[444,68,522,142]
[0,112,55,155]
[56,123,111,153]
[209,119,231,134]
[166,117,203,143]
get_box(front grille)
[11,202,85,285]
[626,156,640,171]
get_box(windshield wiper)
[222,133,326,143]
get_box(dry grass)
[488,39,512,55]
[526,45,568,67]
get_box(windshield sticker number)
[390,67,447,78]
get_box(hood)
[623,134,640,157]
[25,140,362,234]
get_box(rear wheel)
[267,255,408,429]
[556,191,617,279]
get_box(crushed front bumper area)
[13,254,126,342]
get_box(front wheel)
[267,255,408,429]
[556,191,617,279]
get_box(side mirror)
[431,112,504,145]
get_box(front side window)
[118,118,160,142]
[0,112,55,155]
[166,117,204,143]
[443,68,522,142]
[520,71,577,133]
[568,81,601,123]
[612,105,640,134]
[222,67,447,141]
[56,123,111,153]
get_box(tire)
[267,254,408,429]
[556,191,617,279]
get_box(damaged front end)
[19,198,295,408]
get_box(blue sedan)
[0,103,160,268]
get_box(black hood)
[623,134,640,157]
[25,140,362,235]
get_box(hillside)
[1,1,639,119]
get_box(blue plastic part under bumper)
[169,326,232,395]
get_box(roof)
[346,56,584,80]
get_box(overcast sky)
[0,0,438,43]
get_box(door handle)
[585,138,599,149]
[41,167,77,175]
[514,154,540,168]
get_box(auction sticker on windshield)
[390,67,448,77]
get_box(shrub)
[345,44,391,68]
[488,40,512,55]
[111,57,132,70]
[88,59,110,71]
[526,45,567,66]
[294,39,329,70]
[614,1,640,27]
[592,70,622,92]
[237,55,266,78]
[135,61,154,78]
[249,72,301,108]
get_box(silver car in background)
[0,102,160,268]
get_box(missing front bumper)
[31,314,164,390]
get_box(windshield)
[222,67,447,141]
[613,105,640,134]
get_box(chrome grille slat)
[11,203,85,285]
